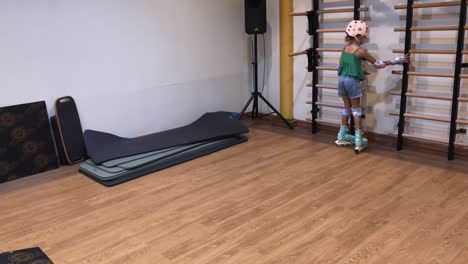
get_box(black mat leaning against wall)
[50,96,87,165]
[0,101,58,184]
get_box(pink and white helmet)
[346,20,368,37]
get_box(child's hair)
[345,34,360,44]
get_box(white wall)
[0,0,250,137]
[266,0,468,144]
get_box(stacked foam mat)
[79,112,249,187]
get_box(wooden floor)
[2,122,468,264]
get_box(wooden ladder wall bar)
[448,0,467,160]
[393,0,468,160]
[290,0,367,134]
[396,0,414,151]
[311,0,320,133]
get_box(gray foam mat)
[80,136,246,187]
[80,138,233,180]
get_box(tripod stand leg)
[254,96,259,118]
[252,97,256,118]
[239,95,255,119]
[258,93,294,129]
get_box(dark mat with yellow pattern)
[0,247,54,264]
[0,101,58,183]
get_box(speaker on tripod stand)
[239,0,293,129]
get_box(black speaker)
[245,0,267,34]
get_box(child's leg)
[336,97,354,146]
[341,97,352,125]
[350,97,362,129]
[336,76,354,146]
[350,97,368,153]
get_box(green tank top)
[338,48,366,81]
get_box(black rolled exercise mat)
[84,111,249,164]
[81,136,246,187]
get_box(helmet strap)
[354,34,363,44]
[354,36,361,44]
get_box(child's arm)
[357,49,409,69]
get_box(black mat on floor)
[84,111,249,164]
[0,247,54,264]
[0,101,58,183]
[80,136,246,187]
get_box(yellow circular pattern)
[34,155,49,168]
[23,141,39,155]
[0,112,16,128]
[0,161,10,177]
[11,127,27,142]
[8,251,35,262]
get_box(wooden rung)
[316,84,338,90]
[392,49,457,55]
[317,84,337,89]
[460,74,468,78]
[316,28,344,33]
[457,119,468,125]
[317,66,337,71]
[455,141,468,147]
[391,92,454,100]
[392,91,468,102]
[306,101,342,108]
[289,50,308,57]
[389,112,450,123]
[405,113,450,123]
[394,26,468,32]
[306,83,338,90]
[316,48,342,52]
[317,7,368,14]
[293,47,345,57]
[392,70,454,78]
[316,102,342,108]
[395,1,462,10]
[393,49,468,54]
[290,12,309,16]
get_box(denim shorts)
[338,75,363,99]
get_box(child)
[335,20,409,153]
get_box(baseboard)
[243,112,468,159]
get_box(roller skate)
[354,129,368,154]
[335,125,355,147]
